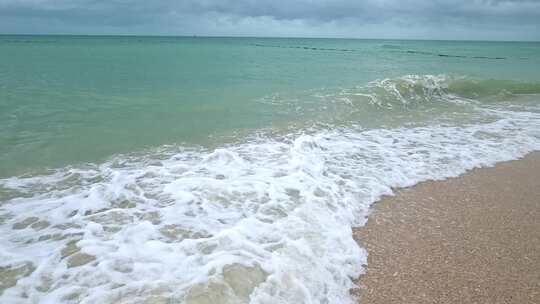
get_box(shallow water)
[1,36,540,303]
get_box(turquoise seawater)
[1,36,539,176]
[1,36,540,304]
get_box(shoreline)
[352,152,540,304]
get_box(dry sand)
[352,153,540,304]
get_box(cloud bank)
[1,0,539,40]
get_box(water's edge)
[351,151,540,303]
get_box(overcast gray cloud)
[0,0,539,40]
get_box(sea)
[1,35,539,303]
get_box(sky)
[0,0,539,41]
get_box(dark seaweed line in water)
[406,50,508,60]
[249,43,355,52]
[249,43,526,60]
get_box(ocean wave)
[259,75,540,131]
[339,75,540,109]
[1,76,540,303]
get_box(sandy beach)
[353,153,540,304]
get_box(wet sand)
[352,153,540,304]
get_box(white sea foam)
[1,77,540,303]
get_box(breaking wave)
[339,75,540,109]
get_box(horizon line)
[0,33,538,43]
